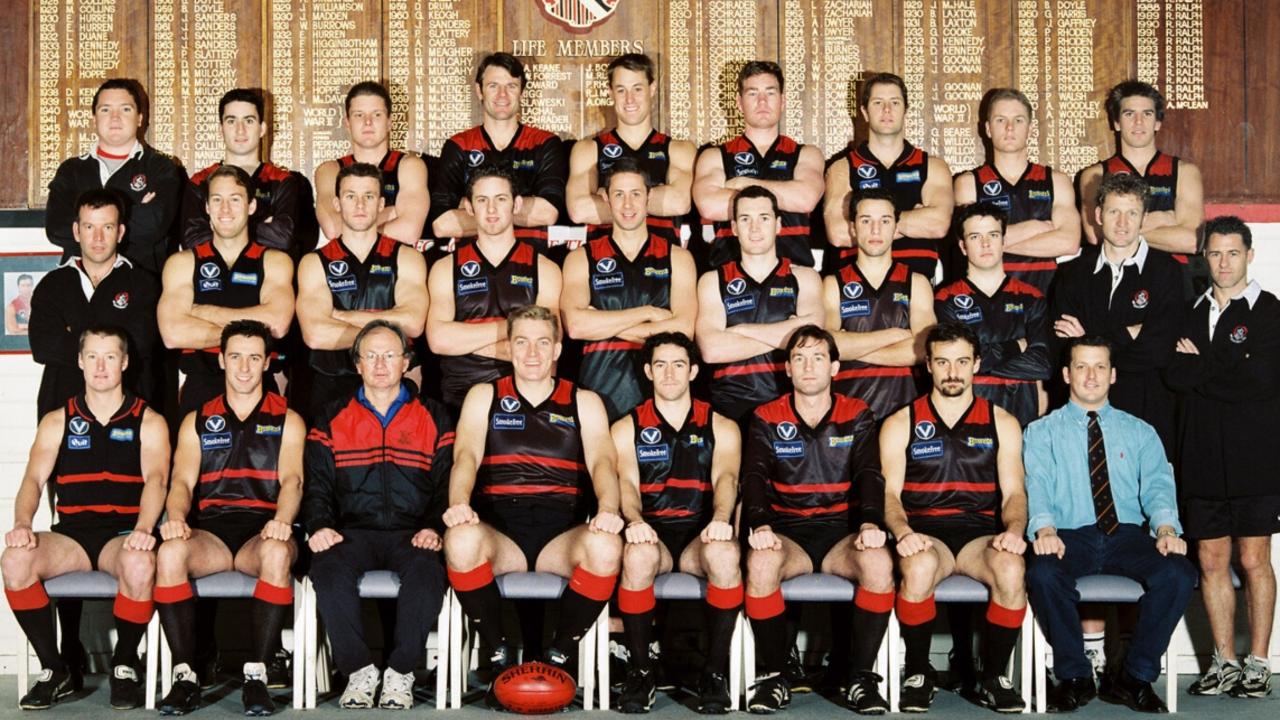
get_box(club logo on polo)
[734,152,755,166]
[726,278,747,296]
[205,415,226,433]
[500,395,521,413]
[467,149,485,167]
[777,422,798,441]
[603,143,623,158]
[537,0,621,32]
[328,261,349,277]
[460,260,481,278]
[914,421,936,440]
[130,174,147,192]
[200,263,220,279]
[1131,289,1149,309]
[983,180,1002,196]
[113,292,129,309]
[857,164,877,179]
[596,257,617,274]
[640,427,662,445]
[69,417,90,435]
[842,281,864,300]
[1231,325,1248,344]
[954,294,974,310]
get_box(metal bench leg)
[742,617,755,706]
[292,579,305,710]
[160,623,172,696]
[1020,606,1033,713]
[728,612,743,711]
[596,606,609,710]
[434,591,451,710]
[887,610,901,713]
[1033,616,1048,714]
[449,600,466,709]
[580,608,597,710]
[304,578,318,709]
[145,612,160,710]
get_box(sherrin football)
[494,661,577,714]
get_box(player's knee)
[582,532,622,574]
[701,540,740,575]
[155,538,190,576]
[899,553,938,589]
[443,524,486,569]
[257,538,293,574]
[857,547,895,590]
[621,542,660,580]
[0,546,36,587]
[1238,545,1272,576]
[989,551,1025,593]
[117,549,156,590]
[1196,541,1232,574]
[746,547,783,583]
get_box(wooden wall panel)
[2,5,29,208]
[1242,0,1279,200]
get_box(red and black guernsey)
[1102,151,1187,263]
[193,392,287,522]
[901,395,1002,531]
[186,161,297,251]
[477,376,588,515]
[443,239,539,407]
[52,393,148,529]
[972,162,1058,293]
[587,128,678,244]
[841,141,937,280]
[340,150,405,207]
[711,259,797,421]
[310,235,399,376]
[741,393,884,532]
[711,135,814,268]
[182,241,268,376]
[833,260,918,420]
[632,399,715,528]
[934,277,1051,427]
[580,235,673,421]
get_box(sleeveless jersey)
[844,141,937,279]
[445,124,561,247]
[935,277,1047,427]
[580,235,673,421]
[972,162,1058,293]
[181,241,267,376]
[632,399,715,527]
[310,235,399,376]
[443,239,539,406]
[477,376,587,514]
[587,129,678,244]
[832,260,918,419]
[339,150,404,207]
[194,392,287,521]
[1103,151,1186,263]
[710,259,797,421]
[711,135,814,268]
[52,393,147,529]
[902,395,1001,528]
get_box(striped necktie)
[1087,411,1120,535]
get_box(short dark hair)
[475,53,527,90]
[925,322,981,359]
[16,274,33,285]
[785,324,839,363]
[731,185,778,217]
[351,319,411,364]
[344,81,391,115]
[737,61,784,94]
[607,53,655,85]
[205,164,256,198]
[1095,172,1150,212]
[642,332,699,367]
[218,88,264,121]
[859,72,909,110]
[92,78,145,114]
[851,188,900,221]
[75,189,125,222]
[1066,335,1113,364]
[220,319,273,354]
[464,165,516,199]
[78,325,129,355]
[1106,80,1166,125]
[605,157,651,189]
[956,202,1008,235]
[1203,215,1252,250]
[983,87,1033,121]
[335,162,383,196]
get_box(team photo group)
[5,48,1275,719]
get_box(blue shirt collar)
[357,383,410,427]
[1064,400,1112,424]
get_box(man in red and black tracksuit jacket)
[302,320,452,709]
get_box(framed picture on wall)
[0,253,60,352]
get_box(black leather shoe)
[1047,677,1096,713]
[1101,670,1167,713]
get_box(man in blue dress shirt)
[1023,335,1195,713]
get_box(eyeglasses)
[359,351,405,364]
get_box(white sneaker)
[379,667,415,709]
[339,664,380,709]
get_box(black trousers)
[310,528,447,675]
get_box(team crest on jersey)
[726,278,747,296]
[328,261,349,277]
[734,152,755,167]
[982,181,1003,196]
[842,282,864,300]
[500,395,521,413]
[637,427,668,462]
[537,0,620,32]
[459,261,482,278]
[592,257,624,291]
[953,294,974,309]
[640,426,663,445]
[952,294,982,323]
[914,421,936,440]
[1230,325,1248,344]
[724,280,756,315]
[109,428,134,442]
[776,422,798,441]
[199,262,223,292]
[596,257,617,274]
[69,417,90,435]
[773,422,804,458]
[112,292,129,309]
[130,174,147,192]
[840,280,870,317]
[1131,289,1149,309]
[602,143,623,159]
[911,420,944,459]
[468,150,486,167]
[327,260,357,293]
[857,164,878,180]
[205,415,227,432]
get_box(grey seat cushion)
[44,571,117,598]
[496,572,568,600]
[654,572,705,600]
[781,574,855,602]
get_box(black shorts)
[653,521,702,564]
[483,500,579,570]
[911,521,996,558]
[197,513,269,557]
[1182,495,1280,540]
[51,521,133,571]
[773,521,852,571]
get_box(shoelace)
[904,674,926,688]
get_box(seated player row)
[5,307,1194,717]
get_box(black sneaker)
[618,667,657,713]
[844,671,888,715]
[108,664,143,710]
[483,644,516,710]
[265,649,290,690]
[159,680,202,716]
[899,670,937,713]
[695,671,731,715]
[976,675,1024,713]
[242,677,275,716]
[783,646,811,693]
[747,673,791,714]
[19,668,73,710]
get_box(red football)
[493,661,576,714]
